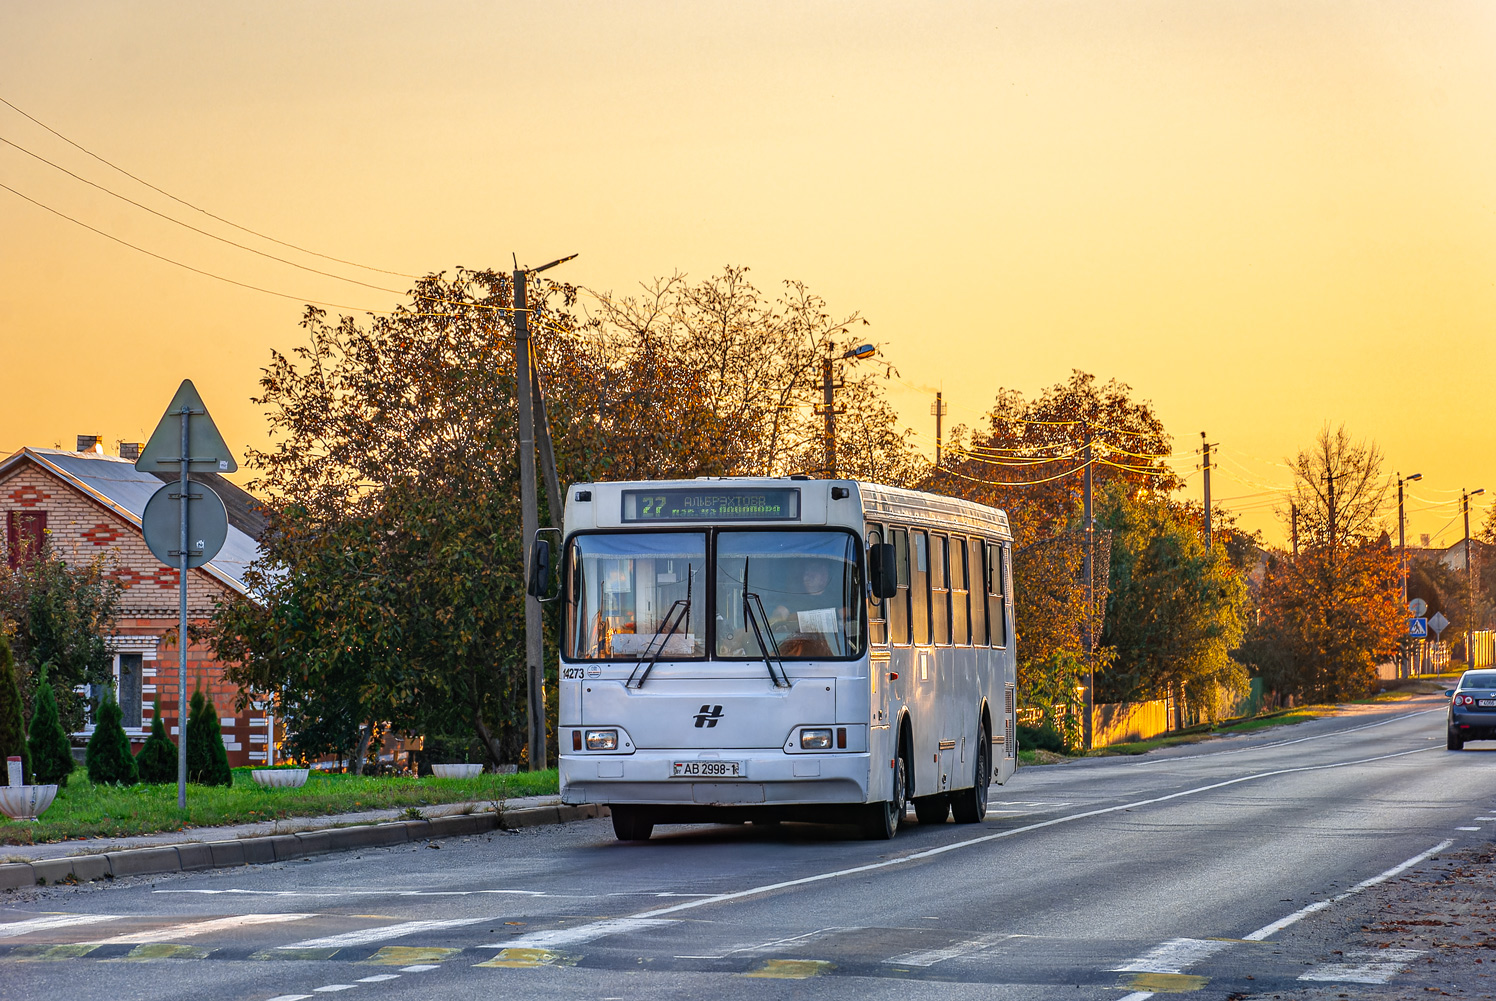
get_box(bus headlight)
[800,728,834,750]
[585,729,619,751]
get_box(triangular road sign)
[135,379,238,473]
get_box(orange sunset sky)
[2,2,1493,549]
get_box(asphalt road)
[3,692,1493,1001]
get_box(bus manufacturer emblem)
[693,705,725,728]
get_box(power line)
[0,93,414,278]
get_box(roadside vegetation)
[0,767,558,846]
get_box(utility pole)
[1465,487,1486,666]
[1081,420,1094,751]
[1324,468,1337,566]
[1398,473,1422,680]
[1290,504,1299,557]
[931,392,947,467]
[1200,432,1213,549]
[821,356,838,477]
[514,253,576,772]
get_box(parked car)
[1447,670,1496,750]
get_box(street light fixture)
[1465,488,1486,670]
[819,344,878,477]
[1398,472,1423,679]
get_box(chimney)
[119,442,144,461]
[76,434,103,454]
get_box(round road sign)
[141,481,229,569]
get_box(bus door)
[930,533,957,791]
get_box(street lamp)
[1398,473,1422,680]
[1465,488,1486,668]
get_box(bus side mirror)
[527,539,553,600]
[869,543,898,600]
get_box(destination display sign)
[621,488,800,523]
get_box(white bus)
[533,477,1017,840]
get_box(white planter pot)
[0,784,58,821]
[431,763,482,778]
[251,768,309,789]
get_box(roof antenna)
[512,252,519,270]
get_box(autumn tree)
[1095,485,1250,722]
[1235,425,1401,702]
[0,541,121,732]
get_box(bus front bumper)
[560,750,873,808]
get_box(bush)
[135,702,177,784]
[186,689,232,787]
[1016,723,1065,754]
[86,689,138,785]
[27,675,73,787]
[0,635,29,782]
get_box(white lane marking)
[1117,994,1155,1001]
[1457,826,1482,831]
[400,964,440,972]
[1300,949,1423,985]
[265,996,313,1001]
[885,930,1026,967]
[313,988,356,994]
[1477,816,1496,821]
[281,916,490,949]
[156,888,555,898]
[356,974,400,982]
[1112,937,1230,973]
[608,746,1438,928]
[94,912,315,945]
[0,914,116,938]
[1244,840,1454,941]
[484,917,677,949]
[1121,708,1443,766]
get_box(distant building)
[1435,538,1496,573]
[0,439,271,765]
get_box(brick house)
[0,439,272,765]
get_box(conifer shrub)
[134,701,177,785]
[27,673,73,787]
[186,689,232,786]
[85,688,138,785]
[0,635,30,783]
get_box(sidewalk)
[0,794,607,893]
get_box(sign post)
[136,380,236,809]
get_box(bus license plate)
[672,760,744,778]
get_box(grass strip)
[0,767,559,845]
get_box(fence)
[1091,700,1171,747]
[1467,631,1496,670]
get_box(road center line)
[1243,838,1454,941]
[478,743,1434,955]
[1120,708,1443,766]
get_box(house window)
[89,653,144,730]
[5,510,46,568]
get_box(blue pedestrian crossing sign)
[1409,617,1429,638]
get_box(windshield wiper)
[626,565,693,689]
[742,557,790,689]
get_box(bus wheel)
[951,730,990,824]
[861,754,908,840]
[913,794,950,824]
[611,806,655,841]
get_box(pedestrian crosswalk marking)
[95,912,315,945]
[483,916,676,950]
[743,959,833,979]
[365,946,460,965]
[1113,937,1230,973]
[1299,948,1422,984]
[282,916,489,950]
[356,974,400,982]
[885,930,1025,967]
[113,943,211,962]
[10,943,102,961]
[0,914,116,938]
[254,948,340,961]
[475,948,577,968]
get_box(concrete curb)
[0,803,607,892]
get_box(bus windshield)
[716,530,863,659]
[567,533,707,660]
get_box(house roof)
[0,447,263,597]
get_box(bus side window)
[890,528,911,645]
[931,534,951,645]
[968,537,986,645]
[912,530,931,646]
[952,536,970,645]
[988,540,1008,648]
[866,525,888,647]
